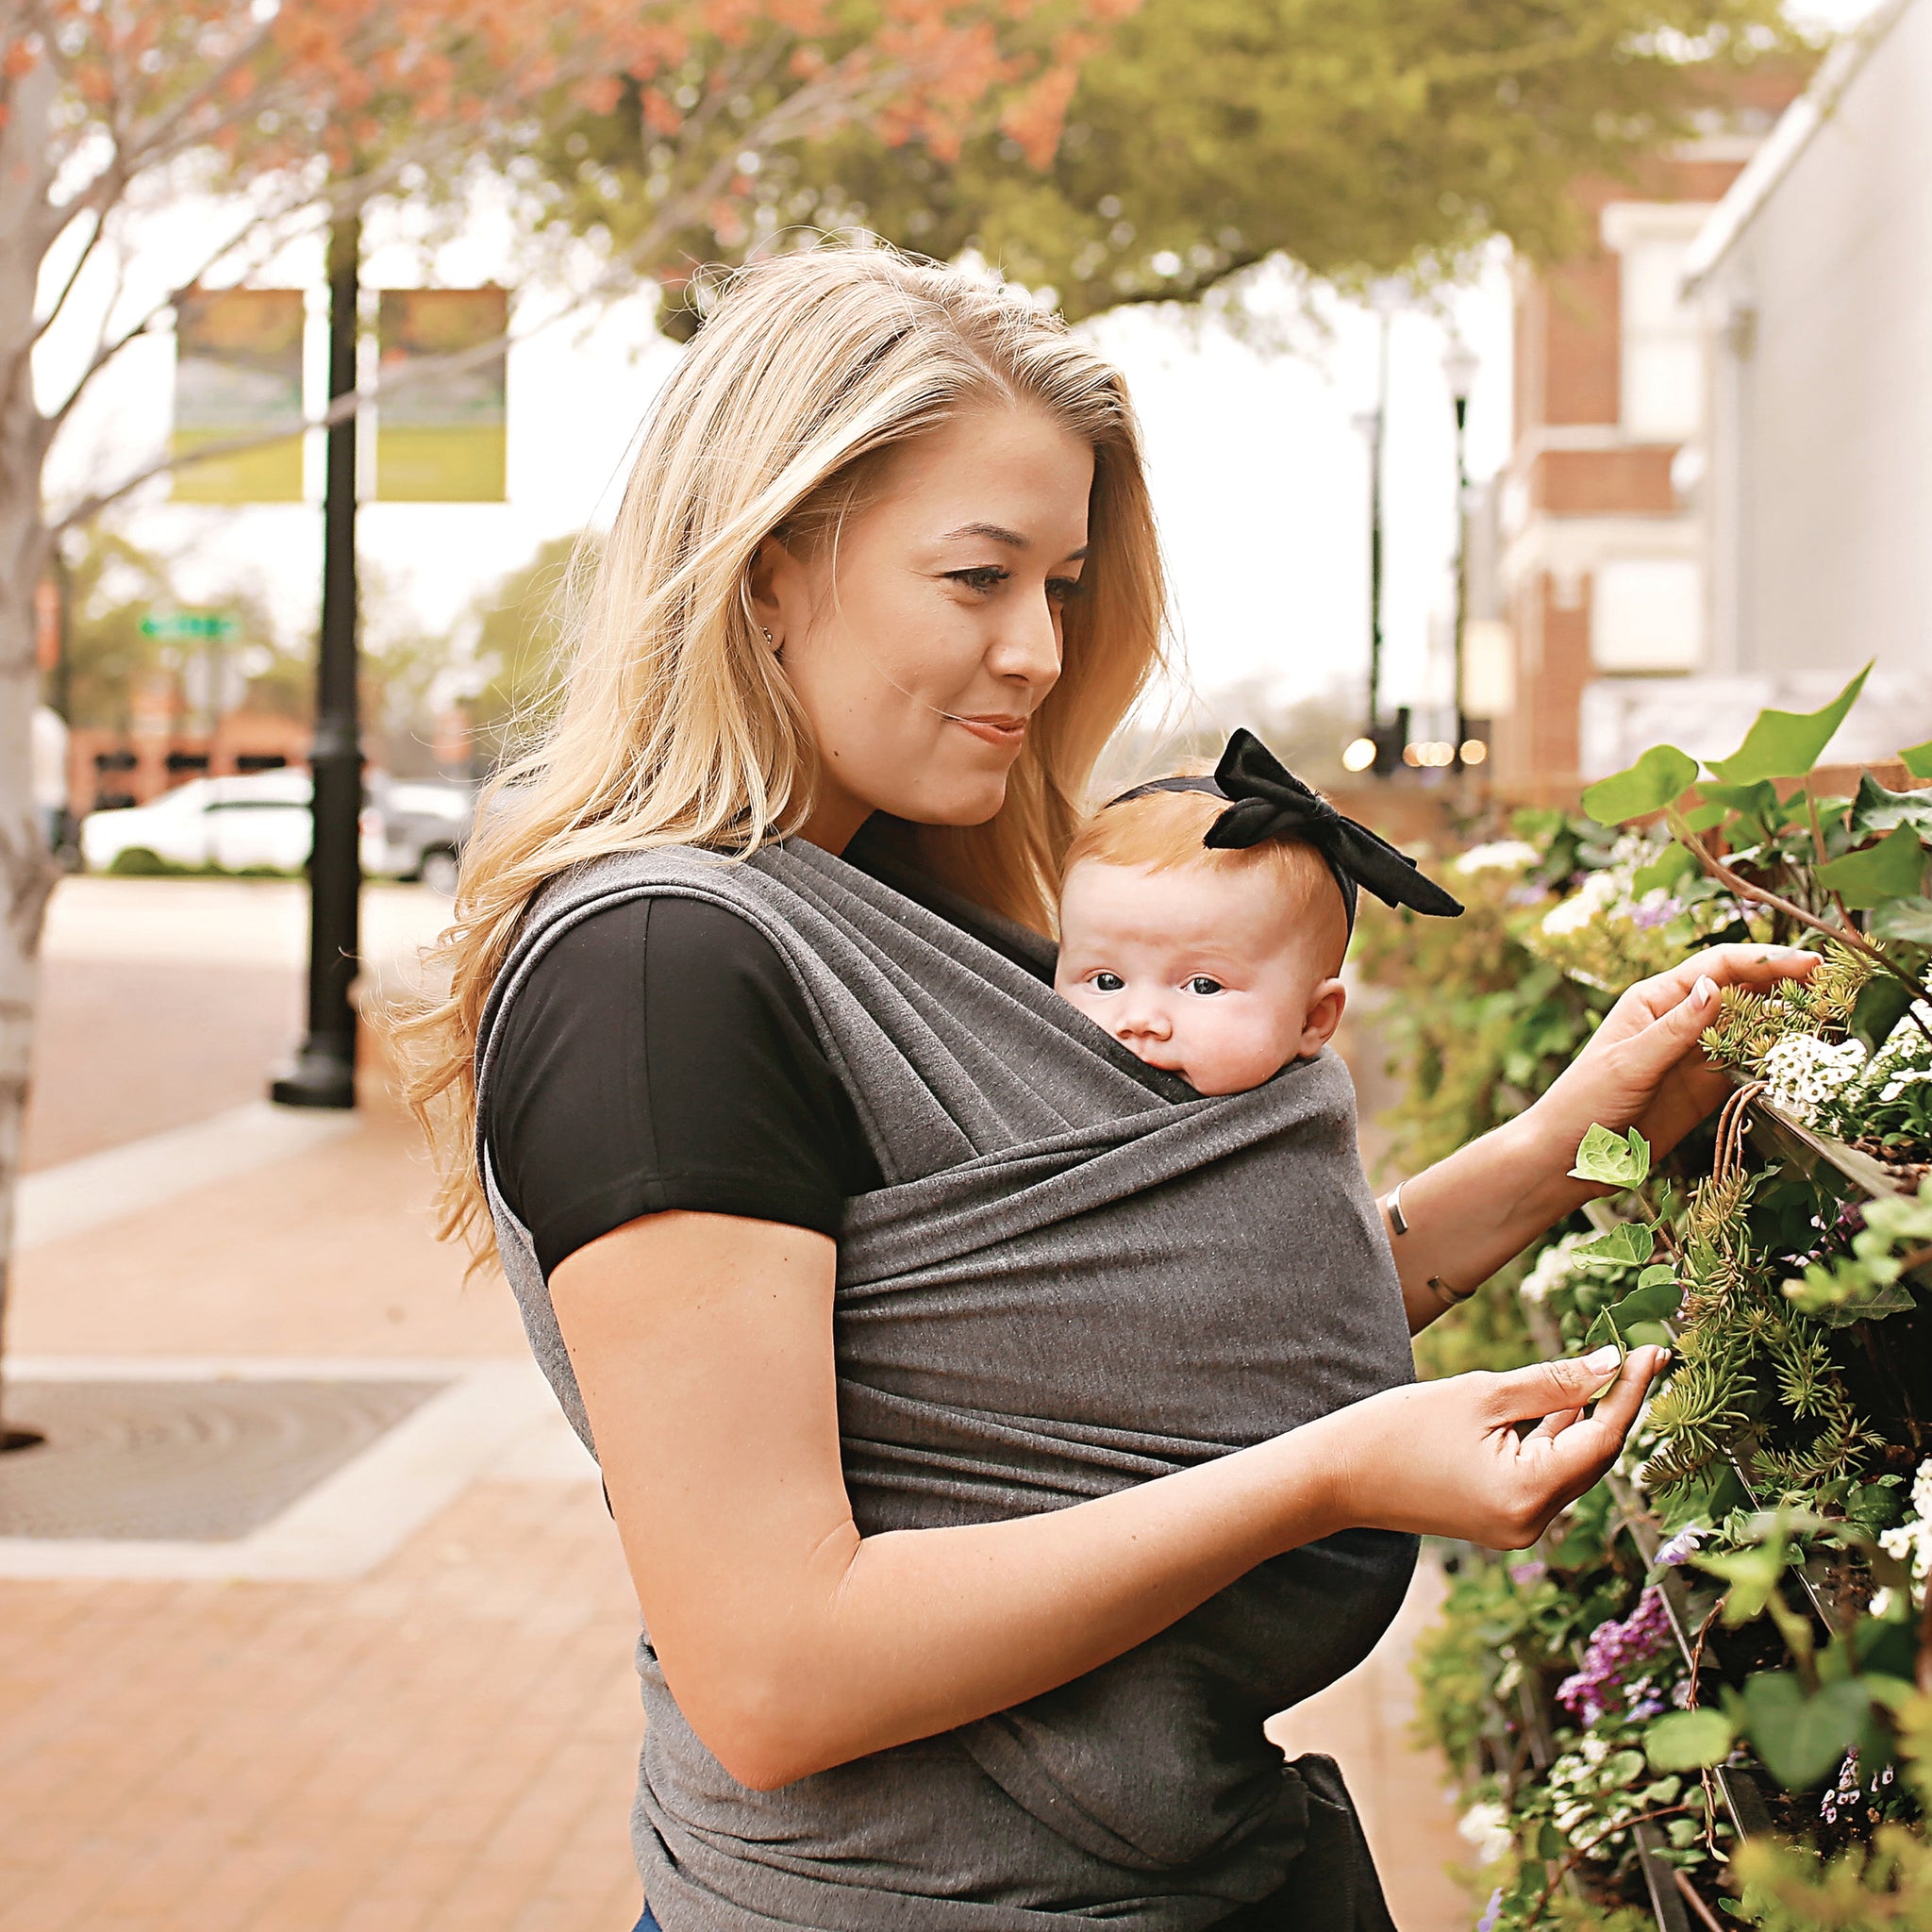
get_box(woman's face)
[754,405,1093,853]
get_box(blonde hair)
[1061,788,1350,975]
[391,244,1167,1259]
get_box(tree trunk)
[0,54,63,1441]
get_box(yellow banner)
[375,288,508,503]
[172,289,306,504]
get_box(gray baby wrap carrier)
[476,840,1419,1931]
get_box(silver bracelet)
[1386,1181,1409,1237]
[1387,1182,1474,1304]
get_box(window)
[1601,202,1710,443]
[1592,558,1704,673]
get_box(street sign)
[140,610,239,641]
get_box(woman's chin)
[899,775,1011,829]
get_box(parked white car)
[80,772,386,876]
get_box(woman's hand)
[1532,942,1817,1170]
[1307,1344,1668,1548]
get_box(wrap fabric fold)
[475,839,1418,1930]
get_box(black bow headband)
[1108,728,1464,926]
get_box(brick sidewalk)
[5,881,1471,1932]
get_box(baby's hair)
[1061,783,1350,975]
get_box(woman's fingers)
[1486,1346,1627,1424]
[1632,944,1816,1019]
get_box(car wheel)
[107,846,170,876]
[420,847,460,895]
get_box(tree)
[464,532,589,774]
[1,0,1106,1422]
[546,0,1807,325]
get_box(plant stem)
[1524,1807,1690,1927]
[1804,785,1855,926]
[1673,1866,1728,1932]
[1666,811,1932,1046]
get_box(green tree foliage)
[543,0,1808,329]
[52,530,290,731]
[465,533,591,770]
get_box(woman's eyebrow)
[938,522,1090,561]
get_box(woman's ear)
[1299,977,1347,1057]
[748,536,800,654]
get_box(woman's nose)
[989,593,1064,691]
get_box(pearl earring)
[762,627,774,643]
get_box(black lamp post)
[1355,282,1406,777]
[1442,336,1478,772]
[273,210,363,1110]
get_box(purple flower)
[1477,1887,1505,1932]
[1508,1559,1547,1588]
[1657,1526,1705,1568]
[1629,895,1684,931]
[1557,1587,1674,1724]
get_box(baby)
[1054,731,1462,1095]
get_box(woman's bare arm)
[1382,942,1817,1333]
[553,1208,1660,1791]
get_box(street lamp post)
[1442,337,1478,773]
[272,210,364,1110]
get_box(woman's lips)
[945,713,1028,749]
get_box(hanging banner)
[172,288,306,503]
[375,288,508,502]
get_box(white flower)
[1541,870,1620,936]
[1456,841,1542,875]
[1877,1456,1932,1607]
[1457,1800,1513,1865]
[1760,1033,1867,1124]
[1520,1232,1589,1305]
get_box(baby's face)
[1054,859,1346,1095]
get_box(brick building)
[1487,71,1806,804]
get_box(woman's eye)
[1046,575,1084,606]
[1090,971,1124,993]
[946,566,1009,594]
[1185,975,1225,996]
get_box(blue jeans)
[632,1911,661,1932]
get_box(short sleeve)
[481,895,882,1277]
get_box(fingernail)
[1694,975,1718,1007]
[1585,1345,1622,1372]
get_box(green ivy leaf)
[1851,974,1917,1054]
[1694,1542,1788,1624]
[1680,802,1728,833]
[1707,663,1873,784]
[1849,774,1932,840]
[1605,1275,1684,1334]
[1570,1123,1652,1188]
[1697,778,1785,824]
[1581,745,1700,826]
[1869,896,1932,946]
[1632,842,1698,895]
[1900,740,1932,780]
[1737,1672,1871,1790]
[1644,1707,1735,1772]
[1575,1221,1656,1266]
[1815,824,1927,909]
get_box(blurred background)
[3,0,1922,1925]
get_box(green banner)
[172,288,306,503]
[375,288,508,502]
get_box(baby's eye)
[1088,971,1125,994]
[1184,975,1225,996]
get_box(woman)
[398,247,1809,1931]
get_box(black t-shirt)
[482,845,1050,1277]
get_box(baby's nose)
[1117,1004,1172,1041]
